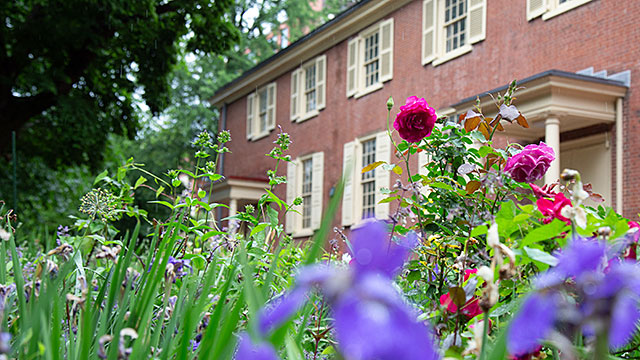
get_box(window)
[286,152,324,236]
[246,82,277,140]
[301,159,313,228]
[361,139,377,219]
[527,0,593,21]
[346,18,393,98]
[290,55,326,122]
[444,0,466,53]
[422,0,486,66]
[341,131,391,226]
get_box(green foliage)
[1,0,239,165]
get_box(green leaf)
[378,196,399,204]
[361,161,385,173]
[478,145,493,157]
[520,219,567,247]
[471,225,488,237]
[407,270,421,282]
[116,167,127,182]
[93,170,108,185]
[250,223,269,238]
[197,189,206,198]
[183,254,206,271]
[430,182,454,191]
[155,185,165,199]
[148,200,174,210]
[523,246,558,266]
[134,176,147,189]
[512,213,529,223]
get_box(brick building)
[210,0,636,237]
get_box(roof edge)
[450,69,629,109]
[210,0,412,107]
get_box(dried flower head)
[47,243,74,261]
[95,245,122,262]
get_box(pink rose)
[393,96,437,143]
[537,193,571,224]
[504,142,555,183]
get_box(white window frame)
[527,0,594,21]
[246,82,277,141]
[286,152,324,237]
[422,0,486,67]
[341,131,391,226]
[290,55,326,123]
[346,18,394,99]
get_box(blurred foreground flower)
[508,236,640,357]
[249,221,440,360]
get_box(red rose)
[393,96,437,143]
[537,193,571,224]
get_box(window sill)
[251,131,270,141]
[297,110,320,123]
[542,0,593,20]
[432,44,473,67]
[353,82,384,99]
[292,228,314,238]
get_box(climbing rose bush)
[393,96,438,143]
[504,142,555,183]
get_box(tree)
[120,0,352,176]
[0,0,239,167]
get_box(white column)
[544,117,561,184]
[616,98,623,214]
[229,198,238,218]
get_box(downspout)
[616,97,623,214]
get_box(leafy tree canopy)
[0,0,239,167]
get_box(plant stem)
[593,331,609,360]
[479,311,490,360]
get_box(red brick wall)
[222,0,640,228]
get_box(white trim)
[354,82,384,99]
[298,110,320,123]
[542,0,593,20]
[432,44,473,67]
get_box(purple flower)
[552,237,605,280]
[165,256,192,283]
[258,288,307,335]
[508,237,640,353]
[504,142,555,183]
[350,221,413,279]
[333,276,440,360]
[235,333,278,360]
[508,293,558,355]
[256,221,440,360]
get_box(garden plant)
[1,81,639,360]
